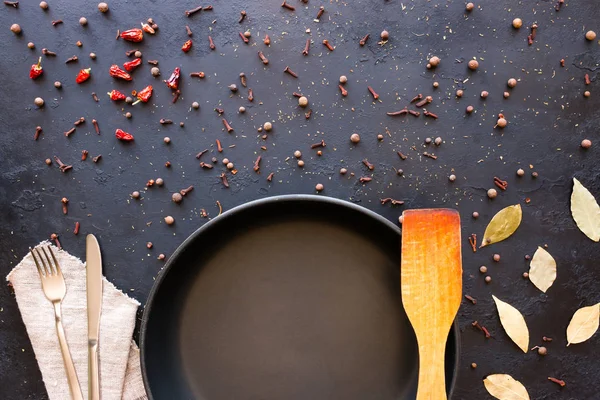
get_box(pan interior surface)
[142,198,457,400]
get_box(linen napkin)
[7,241,148,400]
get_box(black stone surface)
[0,1,599,399]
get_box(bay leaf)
[570,178,600,242]
[492,295,529,353]
[483,374,530,400]
[480,204,522,247]
[566,303,600,346]
[528,247,557,293]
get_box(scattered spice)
[472,321,491,338]
[465,295,477,305]
[468,234,477,253]
[73,221,80,235]
[380,198,404,205]
[547,377,566,387]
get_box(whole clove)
[92,119,100,134]
[34,126,42,140]
[185,6,203,17]
[220,173,229,188]
[302,39,310,55]
[253,156,261,172]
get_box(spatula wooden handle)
[416,338,449,400]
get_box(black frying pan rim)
[140,194,461,399]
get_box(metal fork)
[30,246,84,400]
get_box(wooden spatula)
[401,209,462,400]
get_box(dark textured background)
[0,1,599,399]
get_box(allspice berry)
[537,346,547,356]
[155,178,164,186]
[517,168,525,176]
[98,2,109,13]
[456,89,464,98]
[131,191,140,199]
[172,192,183,203]
[298,96,309,107]
[45,158,52,166]
[493,253,501,262]
[471,363,477,369]
[496,117,507,128]
[433,81,439,88]
[466,105,474,114]
[90,52,96,59]
[10,24,21,34]
[238,106,245,113]
[584,90,591,98]
[380,30,389,40]
[294,150,302,158]
[468,59,479,70]
[27,42,35,49]
[151,67,160,76]
[134,50,142,58]
[472,211,479,218]
[479,266,487,273]
[512,18,523,29]
[79,17,88,26]
[125,112,132,118]
[54,81,62,88]
[507,78,517,88]
[434,137,442,145]
[503,91,510,99]
[487,188,498,199]
[192,101,199,109]
[523,272,529,279]
[340,168,347,175]
[581,139,592,149]
[466,2,474,11]
[350,133,360,143]
[263,121,273,131]
[163,137,170,144]
[480,90,489,98]
[227,162,234,170]
[449,174,457,182]
[243,30,251,38]
[485,276,492,283]
[339,75,348,84]
[164,216,175,225]
[39,1,48,9]
[34,97,44,107]
[297,160,305,167]
[585,30,597,41]
[429,56,441,67]
[315,183,324,192]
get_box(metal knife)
[86,234,102,400]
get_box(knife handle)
[88,340,100,400]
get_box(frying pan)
[140,195,459,399]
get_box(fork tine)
[40,247,56,275]
[47,246,63,277]
[34,247,50,276]
[29,247,45,278]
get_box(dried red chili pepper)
[75,68,91,84]
[181,39,192,53]
[132,85,153,105]
[107,89,127,101]
[29,57,43,79]
[164,67,180,89]
[141,22,155,34]
[123,58,142,72]
[115,128,134,141]
[120,28,144,42]
[109,64,132,81]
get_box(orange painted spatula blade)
[401,209,462,400]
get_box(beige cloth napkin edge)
[7,241,148,400]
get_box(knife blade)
[86,234,102,400]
